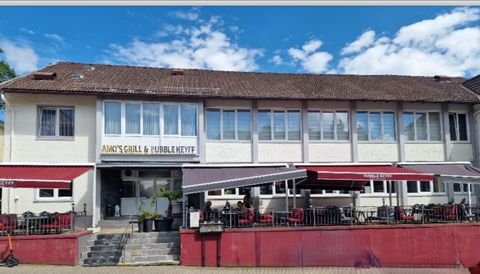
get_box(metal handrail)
[120,214,134,263]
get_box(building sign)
[0,181,15,187]
[101,136,198,156]
[363,173,392,180]
[101,145,196,155]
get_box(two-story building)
[1,62,479,227]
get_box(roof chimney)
[33,72,57,80]
[171,68,184,76]
[433,75,452,83]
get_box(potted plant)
[139,198,157,233]
[156,187,182,231]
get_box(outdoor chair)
[395,207,414,222]
[0,214,17,233]
[40,212,72,233]
[238,208,254,226]
[257,212,273,225]
[288,208,304,226]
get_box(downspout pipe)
[1,92,14,213]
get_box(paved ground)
[0,265,470,274]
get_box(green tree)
[0,48,16,83]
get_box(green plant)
[138,197,158,220]
[157,187,182,218]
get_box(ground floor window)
[205,180,301,198]
[38,183,73,200]
[361,181,396,195]
[453,183,472,193]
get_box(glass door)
[155,179,171,216]
[139,180,156,214]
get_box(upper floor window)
[38,106,74,137]
[308,111,349,141]
[403,112,441,141]
[356,111,395,141]
[104,101,197,136]
[449,113,468,141]
[206,109,251,140]
[259,110,301,141]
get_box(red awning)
[297,165,434,190]
[301,165,434,181]
[0,165,93,189]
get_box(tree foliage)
[0,48,16,83]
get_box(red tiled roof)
[1,61,478,103]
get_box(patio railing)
[184,204,480,229]
[0,212,77,236]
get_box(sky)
[0,6,479,79]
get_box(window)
[373,181,385,193]
[449,113,468,141]
[38,106,75,137]
[181,105,197,136]
[163,104,179,135]
[407,181,418,193]
[454,183,471,193]
[104,102,121,135]
[206,109,221,140]
[206,109,251,140]
[356,111,395,141]
[259,110,301,141]
[125,103,141,134]
[205,181,300,198]
[38,184,73,200]
[403,112,441,141]
[308,111,349,141]
[420,181,431,192]
[360,181,396,195]
[143,103,160,135]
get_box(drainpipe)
[1,93,14,213]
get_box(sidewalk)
[0,265,469,274]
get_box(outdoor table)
[273,211,291,226]
[353,210,367,224]
[222,212,238,228]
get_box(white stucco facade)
[2,93,96,215]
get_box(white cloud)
[0,39,39,74]
[172,10,200,21]
[270,55,283,65]
[109,18,262,71]
[287,39,332,73]
[20,27,35,35]
[44,33,65,44]
[341,30,375,55]
[339,7,480,76]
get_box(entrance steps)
[81,233,129,267]
[120,232,180,265]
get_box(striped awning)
[0,164,93,188]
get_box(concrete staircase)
[81,233,129,267]
[120,232,180,265]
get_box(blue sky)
[0,6,479,79]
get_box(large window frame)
[356,111,396,142]
[205,181,302,199]
[406,180,446,196]
[37,106,75,139]
[103,101,198,137]
[258,109,302,142]
[448,112,469,142]
[205,108,252,141]
[360,180,397,197]
[402,111,442,142]
[307,110,350,142]
[36,183,73,202]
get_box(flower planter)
[155,218,174,231]
[143,219,154,232]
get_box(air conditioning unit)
[121,169,138,181]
